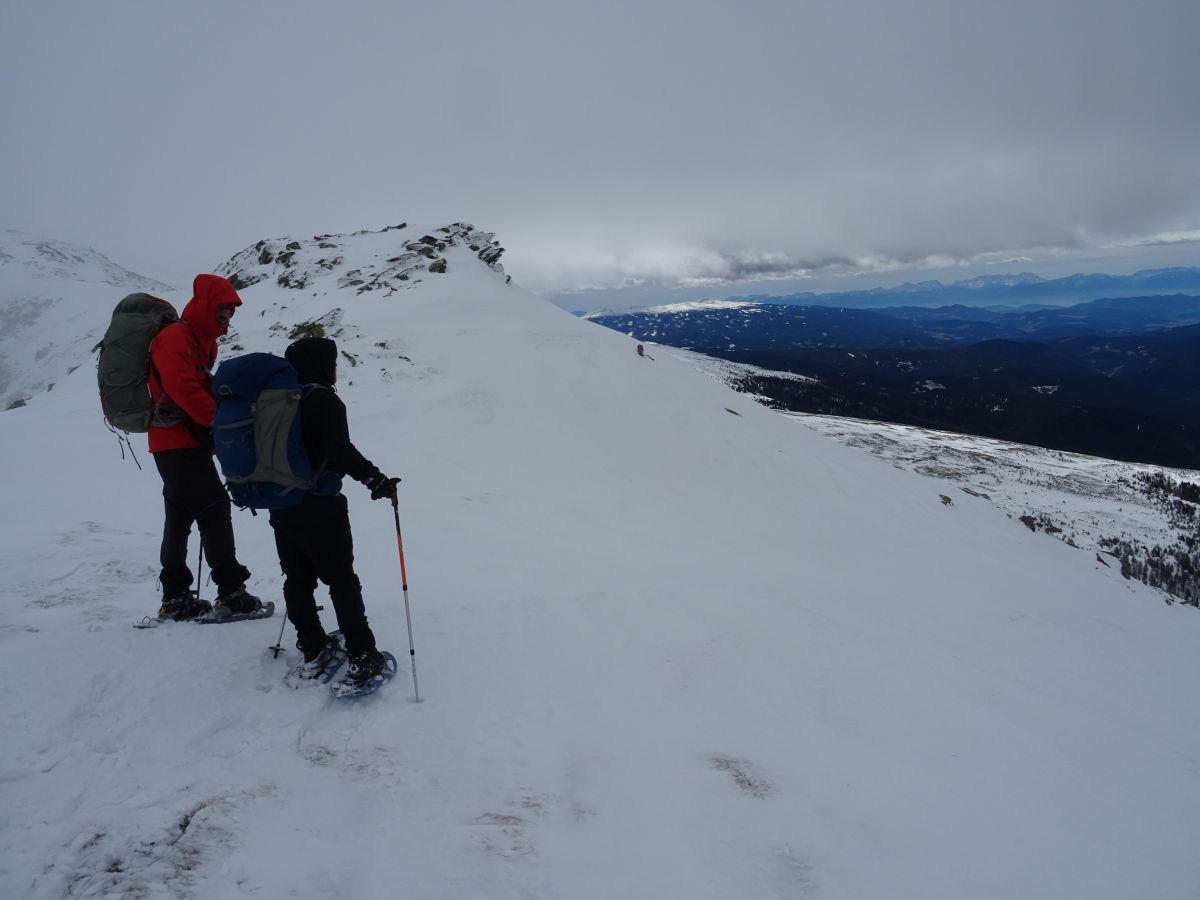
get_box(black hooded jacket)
[284,337,382,487]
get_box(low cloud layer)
[2,0,1197,299]
[1111,230,1200,249]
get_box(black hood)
[285,336,337,387]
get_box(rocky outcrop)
[216,222,506,295]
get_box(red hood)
[181,274,242,341]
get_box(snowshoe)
[284,632,347,687]
[331,650,398,699]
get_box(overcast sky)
[3,0,1198,309]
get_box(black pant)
[270,494,376,655]
[154,448,250,598]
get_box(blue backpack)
[212,353,339,510]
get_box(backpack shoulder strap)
[298,383,332,481]
[147,322,181,397]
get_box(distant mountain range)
[587,294,1200,351]
[586,293,1200,468]
[732,266,1200,309]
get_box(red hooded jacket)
[148,274,242,453]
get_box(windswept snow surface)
[2,230,1199,899]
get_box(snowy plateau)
[1,226,1198,899]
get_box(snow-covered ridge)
[642,299,761,315]
[0,222,507,411]
[0,228,173,292]
[215,222,506,296]
[0,231,176,410]
[666,345,819,386]
[648,300,758,314]
[584,298,760,319]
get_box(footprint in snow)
[37,794,240,899]
[299,740,408,784]
[473,792,574,860]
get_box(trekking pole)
[391,493,421,702]
[269,615,288,658]
[270,605,321,659]
[196,539,206,600]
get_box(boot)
[346,648,386,684]
[212,585,263,618]
[296,633,344,679]
[158,590,212,621]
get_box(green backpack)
[94,293,187,433]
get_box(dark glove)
[190,423,214,450]
[367,474,401,501]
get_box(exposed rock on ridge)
[215,222,506,295]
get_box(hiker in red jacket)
[148,274,262,620]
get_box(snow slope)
[668,346,1200,604]
[2,225,1198,899]
[793,413,1200,599]
[0,229,175,411]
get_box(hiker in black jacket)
[273,336,398,684]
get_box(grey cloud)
[1,0,1197,297]
[1113,231,1200,248]
[716,252,859,283]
